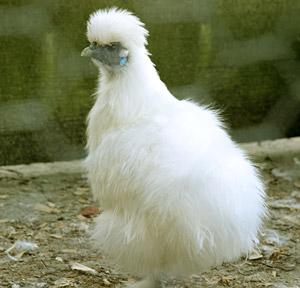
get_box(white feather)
[84,7,266,286]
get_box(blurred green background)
[0,0,300,165]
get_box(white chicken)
[81,7,266,288]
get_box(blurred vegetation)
[0,0,299,165]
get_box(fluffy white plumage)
[83,7,266,287]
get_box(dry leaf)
[0,218,10,223]
[76,214,86,221]
[39,222,48,228]
[204,276,220,285]
[249,249,263,260]
[221,275,235,284]
[15,250,26,259]
[81,206,101,217]
[71,262,97,274]
[294,182,300,189]
[34,203,53,214]
[55,223,67,229]
[73,188,89,196]
[50,234,63,239]
[271,247,288,260]
[54,278,74,288]
[103,278,111,286]
[61,249,77,254]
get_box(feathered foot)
[126,277,161,288]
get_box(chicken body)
[82,8,266,288]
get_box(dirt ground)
[0,138,299,288]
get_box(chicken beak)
[81,46,93,57]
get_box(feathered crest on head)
[87,7,149,49]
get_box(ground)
[0,138,299,288]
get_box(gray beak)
[81,45,94,57]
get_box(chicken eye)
[107,43,117,51]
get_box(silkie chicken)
[81,7,266,288]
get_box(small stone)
[80,206,101,217]
[103,278,111,286]
[34,203,53,214]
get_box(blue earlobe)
[120,57,128,66]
